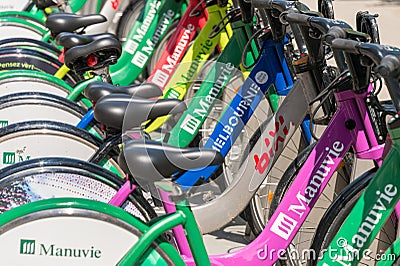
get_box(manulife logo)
[3,152,15,165]
[2,151,31,165]
[18,239,102,258]
[0,120,8,128]
[20,239,35,255]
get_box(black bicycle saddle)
[56,32,117,49]
[64,37,121,73]
[84,82,162,103]
[119,139,224,182]
[33,0,57,10]
[46,13,106,37]
[94,94,186,130]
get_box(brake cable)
[309,70,350,140]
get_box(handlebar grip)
[330,38,359,53]
[375,55,400,78]
[323,26,347,44]
[283,12,311,25]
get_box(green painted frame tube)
[176,201,212,265]
[167,20,258,148]
[65,75,103,104]
[110,0,186,85]
[118,211,187,265]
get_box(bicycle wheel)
[308,169,397,266]
[0,198,177,265]
[0,37,60,58]
[182,59,254,205]
[357,11,380,45]
[0,92,102,137]
[0,72,74,102]
[0,121,122,175]
[242,116,309,236]
[116,0,145,43]
[267,144,356,265]
[0,47,80,85]
[0,17,46,40]
[0,157,155,221]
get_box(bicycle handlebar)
[330,38,359,53]
[331,39,400,111]
[376,55,400,78]
[282,13,351,37]
[331,39,400,68]
[252,0,295,11]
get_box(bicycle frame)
[318,119,400,265]
[118,77,386,265]
[145,3,232,132]
[145,0,208,89]
[109,0,187,85]
[76,0,218,130]
[106,31,316,235]
[166,19,258,148]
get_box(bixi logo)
[20,239,36,255]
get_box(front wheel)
[0,121,122,175]
[0,198,177,265]
[0,157,155,220]
[308,169,397,266]
[243,121,310,237]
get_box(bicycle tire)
[0,18,45,40]
[318,0,335,19]
[0,12,46,27]
[0,37,60,57]
[360,16,380,44]
[0,120,122,175]
[0,197,177,265]
[266,144,355,265]
[0,71,94,107]
[0,47,80,85]
[0,92,102,136]
[308,168,397,265]
[0,157,156,221]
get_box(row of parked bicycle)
[0,0,399,265]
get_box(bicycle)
[46,34,400,265]
[221,3,398,262]
[9,49,396,265]
[305,40,400,265]
[0,0,341,242]
[245,0,386,238]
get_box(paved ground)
[203,0,400,259]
